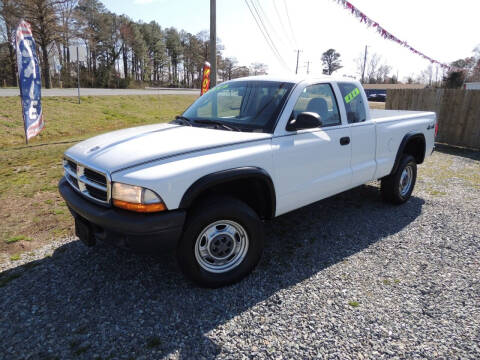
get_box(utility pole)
[210,0,216,87]
[295,49,302,74]
[361,45,368,84]
[305,61,310,75]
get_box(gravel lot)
[1,145,479,359]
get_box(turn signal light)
[113,199,166,213]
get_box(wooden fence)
[386,89,480,149]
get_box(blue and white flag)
[16,20,44,141]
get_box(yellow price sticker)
[344,88,360,104]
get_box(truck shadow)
[0,184,424,359]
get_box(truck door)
[337,82,376,187]
[272,83,352,216]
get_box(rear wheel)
[381,155,417,204]
[177,196,264,288]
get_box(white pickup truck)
[59,75,437,287]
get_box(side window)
[293,83,341,127]
[338,83,366,123]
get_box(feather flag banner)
[200,62,211,96]
[15,20,44,143]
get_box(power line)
[282,0,298,49]
[272,0,295,49]
[243,0,279,62]
[250,0,290,70]
[244,0,290,71]
[254,0,292,51]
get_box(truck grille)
[63,158,110,205]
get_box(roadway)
[0,87,199,97]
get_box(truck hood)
[65,123,271,173]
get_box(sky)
[101,0,479,81]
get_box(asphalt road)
[0,88,199,97]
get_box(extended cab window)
[338,82,366,123]
[293,84,340,126]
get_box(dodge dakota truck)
[59,75,437,287]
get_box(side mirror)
[286,112,322,131]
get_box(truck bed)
[370,109,435,122]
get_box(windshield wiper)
[195,119,241,132]
[171,115,193,126]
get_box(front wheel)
[381,155,417,204]
[177,196,264,288]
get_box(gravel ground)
[0,146,479,359]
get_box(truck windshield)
[182,81,294,133]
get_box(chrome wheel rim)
[194,220,249,273]
[399,165,413,197]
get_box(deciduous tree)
[321,48,342,75]
[0,0,20,86]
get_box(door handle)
[340,136,350,145]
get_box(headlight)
[112,182,166,213]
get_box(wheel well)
[403,136,426,164]
[190,178,274,219]
[179,169,276,220]
[389,134,426,176]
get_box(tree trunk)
[6,23,17,86]
[123,45,128,79]
[40,43,51,88]
[168,61,172,82]
[131,53,135,79]
[92,50,96,75]
[153,59,157,82]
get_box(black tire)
[381,155,417,204]
[177,196,264,288]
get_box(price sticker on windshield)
[344,87,360,104]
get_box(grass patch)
[428,189,446,196]
[5,235,31,244]
[0,95,197,256]
[382,279,401,286]
[0,95,197,148]
[10,254,21,261]
[348,300,360,308]
[419,155,480,188]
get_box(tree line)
[320,48,398,84]
[0,0,267,89]
[443,46,480,88]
